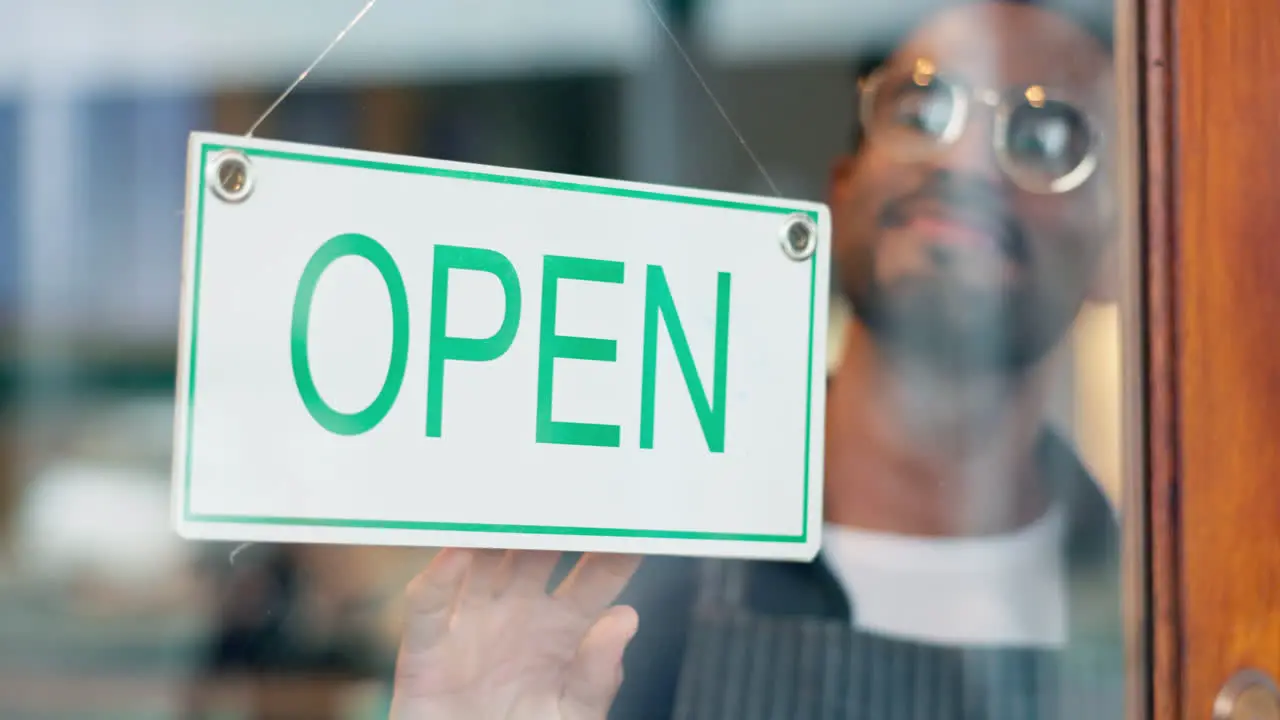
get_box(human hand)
[390,549,642,720]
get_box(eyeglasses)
[858,58,1103,194]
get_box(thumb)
[560,605,639,719]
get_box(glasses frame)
[858,60,1104,195]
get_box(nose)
[931,98,1003,182]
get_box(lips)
[884,199,1026,263]
[905,215,1002,253]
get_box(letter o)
[291,233,409,435]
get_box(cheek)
[1021,191,1110,256]
[1027,231,1103,312]
[1087,179,1121,240]
[1018,194,1109,291]
[832,154,901,256]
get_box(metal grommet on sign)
[209,150,255,203]
[1214,668,1280,720]
[779,213,817,261]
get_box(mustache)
[878,173,1030,263]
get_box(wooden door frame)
[1140,0,1280,718]
[1133,0,1175,713]
[1137,0,1179,714]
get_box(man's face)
[830,3,1116,375]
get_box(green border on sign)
[183,142,820,544]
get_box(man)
[388,1,1123,717]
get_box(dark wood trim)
[1143,0,1280,716]
[1138,0,1182,718]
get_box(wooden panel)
[1145,0,1280,717]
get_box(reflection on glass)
[1,0,1129,718]
[390,1,1125,719]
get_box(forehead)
[890,4,1112,93]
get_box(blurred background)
[0,0,1124,717]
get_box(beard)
[835,169,1096,377]
[840,244,1070,377]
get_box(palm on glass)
[391,549,643,720]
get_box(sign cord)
[241,0,776,197]
[640,0,780,197]
[245,0,382,137]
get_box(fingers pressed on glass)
[553,554,643,619]
[560,605,640,716]
[499,550,562,597]
[401,548,473,653]
[461,549,507,601]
